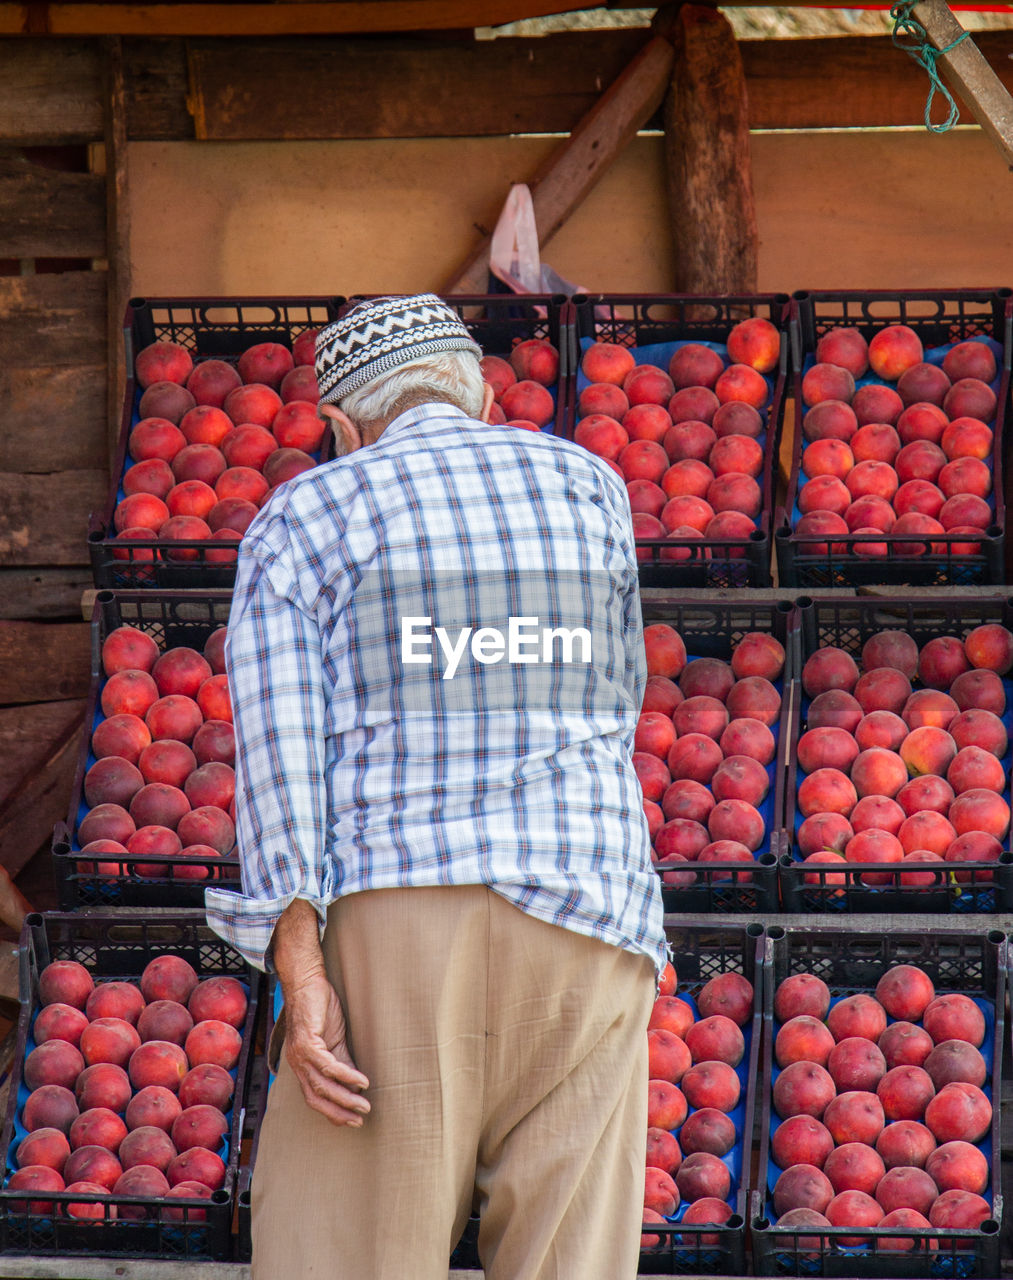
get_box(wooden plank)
[0,272,106,369]
[0,471,108,568]
[664,5,757,293]
[0,366,107,472]
[442,31,674,293]
[912,0,1013,168]
[0,38,103,143]
[88,29,1013,141]
[0,623,90,704]
[122,37,192,139]
[0,698,86,884]
[0,569,95,620]
[11,2,585,37]
[187,29,651,140]
[0,150,105,259]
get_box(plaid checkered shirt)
[204,403,667,977]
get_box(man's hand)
[271,898,370,1127]
[283,969,371,1127]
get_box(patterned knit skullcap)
[315,294,483,406]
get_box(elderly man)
[206,294,666,1280]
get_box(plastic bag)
[488,184,588,303]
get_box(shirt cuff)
[204,885,330,974]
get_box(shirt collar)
[379,402,474,441]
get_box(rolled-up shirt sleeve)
[204,522,332,971]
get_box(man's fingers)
[298,1079,368,1127]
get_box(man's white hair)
[337,349,485,428]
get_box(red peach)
[944,378,997,423]
[697,972,753,1027]
[628,481,668,520]
[875,1167,938,1219]
[647,1080,687,1132]
[939,457,992,500]
[680,1060,740,1112]
[896,441,946,486]
[714,363,768,409]
[799,474,851,517]
[803,438,855,481]
[660,460,713,501]
[797,812,853,856]
[725,678,781,727]
[803,363,856,408]
[945,832,1003,883]
[851,748,908,798]
[80,1018,142,1069]
[773,1165,834,1217]
[816,327,868,378]
[802,400,857,443]
[924,1082,991,1144]
[669,386,719,425]
[645,1126,682,1177]
[876,1120,936,1170]
[900,728,957,779]
[649,997,695,1039]
[943,341,997,384]
[850,796,905,836]
[965,623,1013,673]
[845,497,896,534]
[895,480,945,521]
[807,690,863,734]
[773,1061,836,1119]
[146,695,203,745]
[578,382,626,420]
[869,325,923,381]
[898,361,951,407]
[85,982,144,1027]
[663,420,716,464]
[711,756,769,807]
[798,727,859,774]
[126,1086,183,1134]
[929,1188,992,1232]
[635,753,671,802]
[69,1108,127,1154]
[707,799,765,851]
[137,1001,194,1047]
[84,758,144,810]
[874,966,935,1023]
[948,789,1010,840]
[129,782,190,832]
[823,1091,886,1146]
[774,974,831,1023]
[879,1022,934,1070]
[167,1147,225,1191]
[803,648,860,698]
[679,1108,736,1158]
[950,668,1005,715]
[776,1016,835,1068]
[854,384,903,426]
[78,802,136,847]
[171,443,227,487]
[897,402,948,446]
[138,740,197,790]
[643,1169,679,1221]
[179,1064,234,1112]
[654,819,709,863]
[647,1030,691,1084]
[676,1151,731,1204]
[798,769,857,818]
[851,423,901,465]
[74,1063,131,1114]
[939,494,992,530]
[948,745,1005,795]
[877,1065,936,1122]
[63,1145,122,1192]
[827,994,887,1043]
[16,1128,71,1174]
[824,1143,886,1196]
[279,364,318,404]
[922,995,986,1048]
[661,779,713,824]
[855,668,912,716]
[827,1038,887,1094]
[772,1116,834,1170]
[925,1141,989,1195]
[23,1085,79,1135]
[668,342,724,389]
[924,1042,987,1091]
[624,364,674,409]
[795,511,849,555]
[902,690,960,731]
[667,735,723,785]
[171,1104,228,1154]
[24,1041,85,1092]
[855,712,907,752]
[942,417,993,462]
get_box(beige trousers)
[251,884,655,1280]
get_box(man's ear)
[479,382,496,424]
[318,403,363,456]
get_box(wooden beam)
[0,151,105,259]
[663,5,758,293]
[442,30,674,293]
[186,30,651,141]
[0,471,109,567]
[911,0,1013,168]
[0,2,586,37]
[123,37,192,139]
[0,272,105,368]
[0,624,91,703]
[103,36,131,462]
[0,38,103,143]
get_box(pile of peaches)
[70,623,235,885]
[570,316,782,560]
[5,954,248,1221]
[789,325,1002,560]
[111,330,322,564]
[793,623,1013,890]
[642,959,756,1248]
[766,962,996,1251]
[479,337,561,429]
[636,622,785,884]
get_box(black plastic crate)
[639,919,765,1275]
[752,924,1005,1277]
[52,590,239,909]
[0,911,260,1260]
[570,293,792,588]
[89,295,343,591]
[777,289,1013,589]
[639,595,798,915]
[343,291,573,433]
[779,594,1013,914]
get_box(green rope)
[890,0,971,133]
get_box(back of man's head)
[316,295,485,431]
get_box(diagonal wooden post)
[663,4,758,295]
[441,26,675,295]
[910,0,1013,168]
